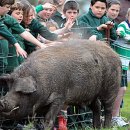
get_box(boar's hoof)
[44,120,54,130]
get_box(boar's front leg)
[44,94,65,129]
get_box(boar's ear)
[15,76,36,94]
[0,74,14,85]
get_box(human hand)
[60,32,73,39]
[97,24,108,30]
[14,43,27,58]
[64,18,75,31]
[37,43,47,49]
[89,35,97,41]
[42,3,57,11]
[97,21,114,31]
[105,21,114,29]
[116,30,120,36]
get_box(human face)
[56,0,65,6]
[128,12,130,23]
[11,9,23,23]
[23,9,34,26]
[38,8,54,20]
[64,9,78,22]
[0,4,11,16]
[90,1,106,18]
[107,4,120,20]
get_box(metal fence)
[0,37,130,129]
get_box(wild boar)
[0,40,121,129]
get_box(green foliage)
[121,83,130,120]
[97,83,130,130]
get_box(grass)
[100,83,130,130]
[121,82,130,120]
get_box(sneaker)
[112,117,129,127]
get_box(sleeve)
[79,21,103,40]
[117,22,130,41]
[34,19,58,41]
[117,23,126,38]
[4,15,25,34]
[35,4,44,13]
[110,26,118,40]
[0,24,17,45]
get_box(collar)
[0,15,5,21]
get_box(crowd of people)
[0,0,130,129]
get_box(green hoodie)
[79,9,117,41]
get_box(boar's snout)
[0,99,18,112]
[0,99,20,117]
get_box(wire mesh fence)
[0,37,130,129]
[0,108,94,130]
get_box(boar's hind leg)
[89,99,101,129]
[44,96,65,129]
[102,99,113,128]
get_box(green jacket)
[79,9,117,40]
[0,22,17,44]
[0,15,23,44]
[3,14,25,34]
[0,14,25,44]
[0,14,25,73]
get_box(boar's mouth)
[1,106,19,116]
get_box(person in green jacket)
[18,0,71,54]
[51,0,65,27]
[0,0,26,75]
[36,0,65,27]
[106,0,120,30]
[107,1,129,126]
[59,0,102,40]
[79,0,117,41]
[6,1,26,73]
[0,0,47,74]
[36,2,59,32]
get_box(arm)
[0,24,27,58]
[53,18,74,34]
[0,24,18,45]
[117,22,130,42]
[20,31,46,48]
[14,43,27,58]
[35,3,57,13]
[36,20,58,41]
[4,15,46,48]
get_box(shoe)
[112,117,129,127]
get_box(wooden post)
[105,24,111,45]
